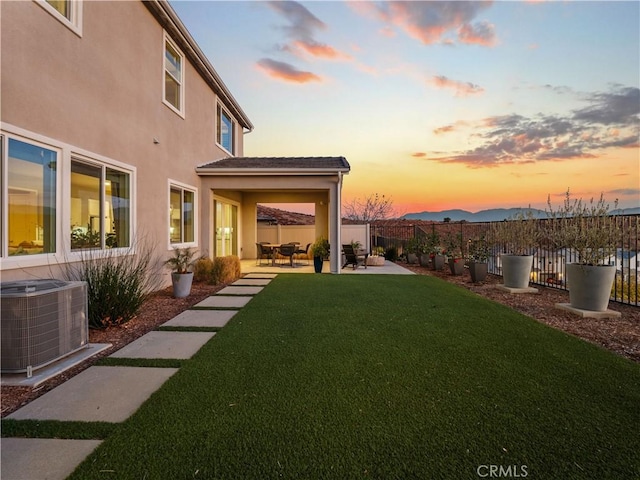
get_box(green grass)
[28,275,640,478]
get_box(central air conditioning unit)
[1,279,89,376]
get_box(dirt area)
[2,268,638,418]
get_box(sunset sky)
[171,0,640,215]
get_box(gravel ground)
[2,269,638,418]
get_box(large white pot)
[171,272,194,298]
[566,264,616,312]
[502,255,533,289]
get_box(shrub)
[211,255,241,285]
[63,239,163,329]
[193,257,215,283]
[384,246,398,261]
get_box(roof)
[196,156,350,175]
[144,0,253,131]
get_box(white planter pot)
[171,272,194,298]
[566,263,616,312]
[502,255,533,289]
[366,256,385,266]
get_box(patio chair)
[294,243,311,265]
[256,243,272,266]
[277,243,297,267]
[342,244,367,270]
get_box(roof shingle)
[197,156,350,170]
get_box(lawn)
[20,275,640,478]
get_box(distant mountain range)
[402,207,640,222]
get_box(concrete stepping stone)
[195,296,253,308]
[1,438,102,480]
[233,278,271,286]
[217,286,263,295]
[7,366,178,422]
[244,273,277,279]
[163,309,237,328]
[110,331,215,359]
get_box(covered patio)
[197,157,350,274]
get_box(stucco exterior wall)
[1,1,242,283]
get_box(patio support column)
[329,174,342,274]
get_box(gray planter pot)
[566,263,616,312]
[432,254,446,271]
[448,258,464,275]
[407,253,418,265]
[469,261,488,283]
[502,255,533,288]
[419,254,431,267]
[171,272,194,298]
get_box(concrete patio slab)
[243,273,278,278]
[1,343,111,388]
[162,309,237,328]
[217,285,263,295]
[110,331,215,359]
[7,366,178,422]
[195,295,253,308]
[1,438,102,480]
[555,303,622,319]
[233,278,271,286]
[496,285,539,294]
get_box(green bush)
[384,246,398,261]
[64,240,163,329]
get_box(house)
[1,0,349,282]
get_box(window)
[164,35,184,115]
[37,0,82,36]
[216,105,234,154]
[71,159,130,249]
[169,184,195,244]
[6,138,57,256]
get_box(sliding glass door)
[214,200,237,257]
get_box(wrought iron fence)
[370,215,639,306]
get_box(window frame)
[168,180,198,248]
[163,32,185,118]
[35,0,83,37]
[216,104,235,155]
[0,124,136,270]
[70,156,132,251]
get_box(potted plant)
[310,236,329,273]
[546,191,621,312]
[405,238,419,264]
[430,242,446,271]
[490,209,540,291]
[419,233,440,268]
[165,247,197,298]
[367,245,386,266]
[467,236,489,283]
[444,232,464,275]
[490,210,539,289]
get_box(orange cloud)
[458,21,497,46]
[433,125,455,135]
[430,75,484,96]
[292,40,353,60]
[257,58,322,84]
[412,152,427,158]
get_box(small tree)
[343,193,395,222]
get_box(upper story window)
[164,34,185,116]
[36,0,83,36]
[217,105,234,154]
[5,138,58,256]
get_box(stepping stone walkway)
[2,274,275,480]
